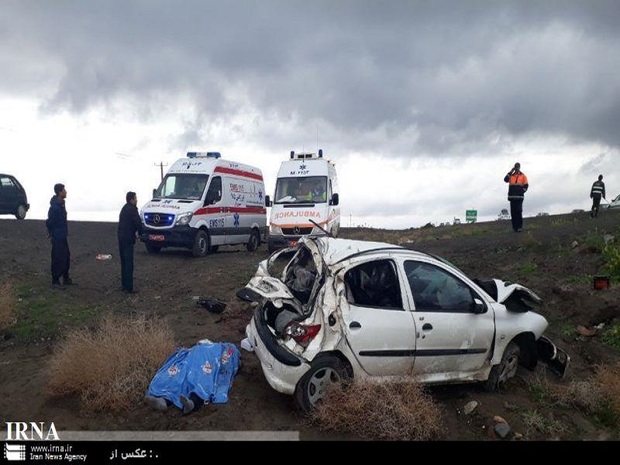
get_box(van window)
[156,174,209,200]
[274,176,327,204]
[205,177,222,205]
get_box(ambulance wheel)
[246,229,260,252]
[192,230,210,257]
[145,243,161,254]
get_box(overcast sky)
[1,1,618,229]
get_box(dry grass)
[539,363,620,428]
[0,280,16,329]
[545,379,605,412]
[46,313,176,413]
[596,363,620,421]
[309,379,444,440]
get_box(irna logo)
[5,422,59,441]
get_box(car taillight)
[284,322,321,345]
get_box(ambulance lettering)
[209,218,225,228]
[273,211,321,220]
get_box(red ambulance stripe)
[195,206,267,215]
[214,166,263,181]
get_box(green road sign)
[466,209,477,223]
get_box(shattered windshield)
[274,176,327,204]
[155,174,209,200]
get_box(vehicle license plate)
[149,234,165,242]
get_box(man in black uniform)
[118,191,144,293]
[46,183,73,290]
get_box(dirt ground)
[1,209,619,441]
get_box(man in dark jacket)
[504,162,529,232]
[590,174,606,218]
[118,191,144,293]
[46,183,73,289]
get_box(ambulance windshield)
[274,177,327,204]
[155,174,209,200]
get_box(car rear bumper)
[245,315,310,396]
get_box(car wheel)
[294,355,350,414]
[192,230,209,257]
[145,243,161,254]
[15,205,27,220]
[246,229,260,252]
[484,341,520,392]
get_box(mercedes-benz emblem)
[153,214,161,224]
[293,226,300,235]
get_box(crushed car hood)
[487,278,543,312]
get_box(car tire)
[15,205,27,220]
[145,243,162,254]
[246,229,260,252]
[484,341,520,392]
[294,355,350,414]
[192,230,210,257]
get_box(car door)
[203,176,227,246]
[402,259,495,381]
[341,258,416,377]
[0,176,17,214]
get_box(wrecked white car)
[240,236,569,412]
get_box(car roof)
[304,236,429,266]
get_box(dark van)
[0,174,29,219]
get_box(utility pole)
[154,162,168,181]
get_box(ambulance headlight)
[176,212,193,226]
[269,224,282,235]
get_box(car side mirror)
[265,195,272,207]
[473,298,486,314]
[330,193,339,206]
[152,188,157,199]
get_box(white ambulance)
[266,149,340,252]
[140,152,267,257]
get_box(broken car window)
[344,259,403,309]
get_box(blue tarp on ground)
[147,341,240,410]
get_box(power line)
[154,162,168,181]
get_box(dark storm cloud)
[1,0,619,156]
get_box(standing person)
[504,162,529,232]
[590,174,606,218]
[46,183,73,289]
[118,191,144,293]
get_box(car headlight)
[269,224,282,235]
[175,212,193,226]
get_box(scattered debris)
[462,400,478,415]
[603,234,615,245]
[494,422,512,439]
[577,325,597,337]
[493,415,507,424]
[593,275,610,290]
[240,337,254,352]
[571,241,579,249]
[95,254,112,260]
[197,297,227,314]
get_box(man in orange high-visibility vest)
[504,162,529,232]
